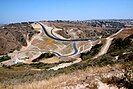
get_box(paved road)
[37,22,97,57]
[38,22,79,57]
[37,22,96,41]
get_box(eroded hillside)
[0,22,37,55]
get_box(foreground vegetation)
[0,61,132,89]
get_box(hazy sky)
[0,0,133,23]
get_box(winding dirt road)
[93,28,124,59]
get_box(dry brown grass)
[5,64,123,89]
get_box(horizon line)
[1,18,133,24]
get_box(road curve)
[50,27,78,56]
[37,22,96,41]
[37,22,93,57]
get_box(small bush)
[0,55,11,62]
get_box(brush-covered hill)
[0,22,37,55]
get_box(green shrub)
[93,54,114,66]
[0,55,11,62]
[29,62,57,69]
[108,38,131,53]
[80,44,102,60]
[32,53,55,62]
